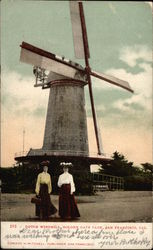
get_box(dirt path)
[1,191,152,222]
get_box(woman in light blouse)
[58,163,80,219]
[35,161,57,220]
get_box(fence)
[92,172,124,191]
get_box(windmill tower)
[15,2,133,168]
[42,72,89,155]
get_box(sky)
[1,1,152,167]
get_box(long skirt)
[36,184,57,219]
[59,184,80,218]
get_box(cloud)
[91,45,152,95]
[86,103,106,116]
[104,45,152,113]
[1,70,49,166]
[106,62,152,112]
[90,46,152,115]
[1,70,49,118]
[95,104,106,113]
[119,45,152,67]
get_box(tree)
[99,151,135,177]
[99,151,152,191]
[141,163,153,173]
[124,175,152,191]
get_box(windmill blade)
[20,42,86,80]
[91,70,134,93]
[69,1,84,58]
[20,48,76,79]
[95,110,105,155]
[97,127,105,155]
[76,2,101,155]
[69,1,90,59]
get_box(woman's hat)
[40,160,50,166]
[60,162,73,168]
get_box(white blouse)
[58,172,75,194]
[35,172,52,195]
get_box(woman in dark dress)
[58,163,80,219]
[35,162,57,219]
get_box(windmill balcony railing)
[15,150,111,159]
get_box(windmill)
[15,1,133,168]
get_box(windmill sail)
[20,42,87,81]
[69,1,90,59]
[20,48,77,79]
[95,110,105,155]
[70,1,102,155]
[97,126,104,155]
[91,70,134,93]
